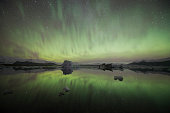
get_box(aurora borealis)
[0,0,170,63]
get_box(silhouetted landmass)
[129,60,170,66]
[126,60,170,74]
[2,61,57,66]
[1,59,170,75]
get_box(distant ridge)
[0,56,57,64]
[3,61,57,66]
[146,57,170,62]
[129,58,170,66]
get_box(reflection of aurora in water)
[0,69,170,113]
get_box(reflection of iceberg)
[61,68,73,75]
[114,76,123,81]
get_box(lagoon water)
[0,68,170,113]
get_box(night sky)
[0,0,170,63]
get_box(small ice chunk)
[63,86,70,92]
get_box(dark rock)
[99,63,112,70]
[114,76,123,81]
[99,63,124,71]
[62,60,72,68]
[3,90,13,95]
[63,86,70,92]
[58,92,65,96]
[61,60,73,75]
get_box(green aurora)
[0,0,170,63]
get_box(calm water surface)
[0,68,170,113]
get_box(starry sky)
[0,0,170,63]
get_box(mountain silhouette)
[3,61,57,66]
